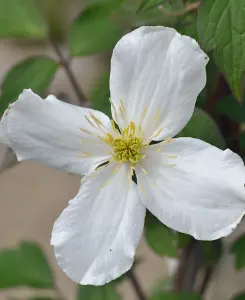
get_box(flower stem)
[127,269,147,300]
[159,1,200,17]
[51,40,88,106]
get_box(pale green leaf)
[68,1,123,56]
[77,283,121,300]
[198,0,245,102]
[0,56,58,115]
[178,108,225,149]
[0,241,53,288]
[0,0,48,40]
[145,213,178,257]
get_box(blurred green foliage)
[151,291,202,300]
[0,242,53,288]
[233,294,245,300]
[0,57,58,114]
[0,0,245,300]
[145,212,178,257]
[231,234,245,270]
[0,0,48,40]
[178,108,225,149]
[78,284,121,300]
[68,0,124,56]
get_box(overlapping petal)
[136,138,245,240]
[0,89,113,175]
[51,163,146,285]
[110,26,208,140]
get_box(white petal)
[0,89,113,175]
[110,26,208,140]
[136,138,245,240]
[51,163,146,285]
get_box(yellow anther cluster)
[104,121,144,165]
[113,136,143,164]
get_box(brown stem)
[127,269,147,300]
[51,40,88,106]
[199,266,213,296]
[174,240,203,292]
[159,1,200,17]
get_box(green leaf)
[0,241,53,288]
[231,234,245,270]
[178,108,225,149]
[68,1,124,56]
[215,96,245,123]
[151,291,202,300]
[198,0,245,102]
[233,293,245,300]
[90,71,111,117]
[145,213,178,257]
[77,283,121,300]
[0,56,58,115]
[201,240,223,267]
[0,0,48,40]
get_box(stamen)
[141,105,148,122]
[109,98,118,122]
[152,111,161,128]
[119,100,125,118]
[77,152,93,158]
[80,128,93,135]
[139,165,148,175]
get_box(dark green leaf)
[215,96,245,123]
[151,291,202,300]
[77,283,121,300]
[90,71,111,117]
[179,108,225,149]
[0,241,53,288]
[240,132,245,149]
[231,234,245,270]
[145,212,178,257]
[0,56,58,115]
[201,240,223,267]
[68,1,124,56]
[233,293,245,300]
[198,0,245,102]
[0,0,48,40]
[177,233,191,249]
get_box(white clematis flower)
[1,26,245,286]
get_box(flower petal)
[136,138,245,240]
[110,26,208,140]
[51,163,146,285]
[0,89,114,175]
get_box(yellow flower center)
[113,136,143,164]
[104,121,144,165]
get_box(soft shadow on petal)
[136,138,245,240]
[51,163,146,285]
[0,89,113,175]
[110,26,208,139]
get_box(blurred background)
[0,1,245,300]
